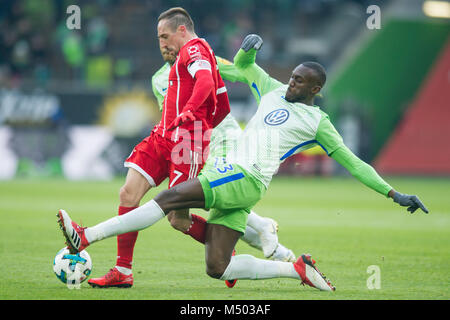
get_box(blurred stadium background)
[0,0,449,181]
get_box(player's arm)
[168,59,215,130]
[184,65,215,113]
[216,56,248,83]
[315,114,428,214]
[217,55,264,105]
[233,34,284,102]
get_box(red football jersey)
[153,38,230,149]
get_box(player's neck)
[303,98,314,106]
[292,97,314,106]
[181,33,198,47]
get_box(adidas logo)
[71,229,80,249]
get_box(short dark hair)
[301,61,326,87]
[158,7,195,33]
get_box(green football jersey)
[151,63,171,111]
[228,48,392,196]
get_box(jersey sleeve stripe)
[251,82,261,99]
[280,139,329,161]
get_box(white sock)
[241,225,262,250]
[246,211,270,233]
[115,266,132,275]
[220,254,300,280]
[271,243,294,261]
[85,200,165,243]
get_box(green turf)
[0,176,448,300]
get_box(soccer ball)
[53,247,92,285]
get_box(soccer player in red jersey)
[87,7,230,288]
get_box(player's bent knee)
[167,211,191,232]
[154,188,182,210]
[205,259,228,279]
[119,185,140,207]
[168,216,188,232]
[206,265,226,279]
[166,211,174,222]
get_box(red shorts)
[124,132,204,188]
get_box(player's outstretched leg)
[293,254,335,291]
[242,211,296,262]
[57,209,89,254]
[56,178,205,253]
[244,212,278,257]
[168,209,295,262]
[57,198,167,254]
[205,223,335,291]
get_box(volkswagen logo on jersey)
[264,109,290,126]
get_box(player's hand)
[241,34,263,52]
[393,191,429,214]
[168,110,196,131]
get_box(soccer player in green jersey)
[59,35,428,291]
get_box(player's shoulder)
[315,106,330,120]
[152,63,170,81]
[264,84,288,98]
[180,38,213,61]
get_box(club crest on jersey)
[264,109,289,126]
[187,45,201,59]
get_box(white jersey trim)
[174,59,181,142]
[124,162,157,187]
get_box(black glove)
[393,191,429,214]
[240,34,263,52]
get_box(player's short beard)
[285,91,307,103]
[164,56,176,66]
[162,51,176,66]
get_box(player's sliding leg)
[243,212,277,257]
[245,211,296,262]
[204,223,241,279]
[56,177,334,291]
[204,223,335,291]
[168,208,295,262]
[241,217,296,262]
[57,178,206,253]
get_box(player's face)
[285,65,321,103]
[160,44,176,65]
[157,19,183,59]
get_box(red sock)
[184,214,207,244]
[116,206,138,269]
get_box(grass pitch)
[0,176,449,300]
